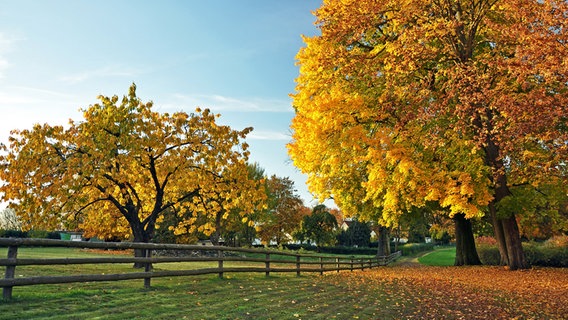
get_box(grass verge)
[418,247,456,266]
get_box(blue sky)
[0,0,323,206]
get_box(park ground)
[1,247,567,319]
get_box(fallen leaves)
[322,265,568,319]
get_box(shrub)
[524,240,568,268]
[477,245,501,265]
[0,229,28,238]
[476,235,568,267]
[28,230,50,239]
[475,236,498,246]
[320,246,377,255]
[46,231,61,240]
[399,243,435,256]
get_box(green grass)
[0,247,404,319]
[418,247,456,266]
[1,272,408,320]
[1,246,564,319]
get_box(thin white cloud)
[0,32,17,78]
[0,86,82,145]
[0,86,76,106]
[59,65,142,84]
[0,58,8,77]
[170,93,293,113]
[247,130,290,141]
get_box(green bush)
[282,244,379,255]
[320,246,377,255]
[46,231,61,240]
[476,236,568,267]
[523,242,568,268]
[0,229,28,238]
[28,230,50,239]
[477,245,501,265]
[399,243,435,256]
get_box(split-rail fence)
[0,238,401,300]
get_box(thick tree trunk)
[453,213,481,266]
[130,219,152,269]
[210,210,224,246]
[489,202,508,265]
[501,214,526,270]
[377,225,391,256]
[489,173,527,270]
[210,230,221,246]
[482,123,527,270]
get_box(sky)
[0,0,325,207]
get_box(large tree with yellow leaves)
[289,0,568,269]
[0,84,265,252]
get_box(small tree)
[338,219,371,247]
[256,175,306,245]
[297,204,338,249]
[0,208,21,230]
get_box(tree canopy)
[296,204,338,247]
[256,175,307,245]
[288,0,568,269]
[0,84,265,246]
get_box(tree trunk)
[482,123,527,270]
[132,226,149,269]
[501,214,526,270]
[210,230,221,246]
[130,219,152,269]
[453,213,481,266]
[377,225,391,256]
[394,225,400,252]
[489,173,527,270]
[489,202,508,265]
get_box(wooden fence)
[0,238,401,300]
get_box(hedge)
[477,237,568,268]
[0,229,61,240]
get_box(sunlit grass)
[1,247,566,319]
[418,247,456,266]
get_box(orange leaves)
[289,0,568,236]
[323,266,568,319]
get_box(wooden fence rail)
[0,238,401,301]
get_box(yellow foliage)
[0,84,266,242]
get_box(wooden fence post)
[265,253,270,277]
[296,255,301,276]
[350,257,354,272]
[319,257,324,275]
[336,257,340,273]
[144,249,152,289]
[218,249,224,279]
[3,245,18,300]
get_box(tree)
[0,84,265,263]
[297,204,338,249]
[507,180,568,240]
[256,175,306,245]
[289,0,568,270]
[337,219,371,247]
[0,208,21,230]
[197,162,268,246]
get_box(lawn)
[1,247,567,319]
[418,247,456,266]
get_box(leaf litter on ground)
[320,265,568,319]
